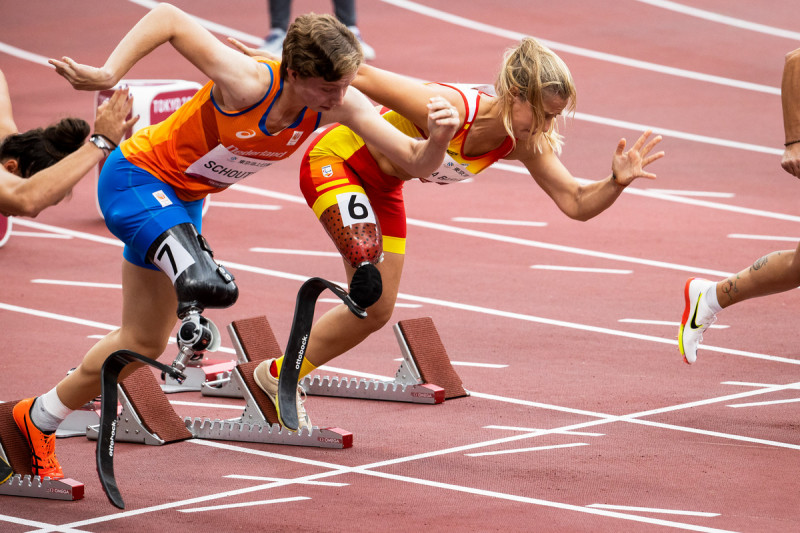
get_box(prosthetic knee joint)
[146,222,238,374]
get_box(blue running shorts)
[98,148,204,270]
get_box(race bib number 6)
[337,191,376,227]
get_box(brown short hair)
[280,13,363,81]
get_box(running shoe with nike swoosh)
[679,277,718,364]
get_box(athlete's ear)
[2,158,19,176]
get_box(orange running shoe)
[12,398,64,480]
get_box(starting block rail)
[86,362,351,449]
[205,315,468,405]
[0,401,84,501]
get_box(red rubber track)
[1,1,799,531]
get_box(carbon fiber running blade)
[96,350,184,509]
[278,277,367,430]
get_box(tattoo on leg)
[721,279,738,303]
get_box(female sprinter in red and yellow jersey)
[234,37,665,392]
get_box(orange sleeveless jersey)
[121,59,321,202]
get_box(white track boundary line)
[634,0,800,41]
[378,0,779,95]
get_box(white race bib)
[424,153,475,184]
[185,144,274,188]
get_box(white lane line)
[492,163,799,221]
[177,496,310,513]
[452,217,547,227]
[587,503,719,517]
[634,0,800,41]
[208,201,281,211]
[645,189,735,198]
[531,265,633,274]
[0,41,52,66]
[727,233,800,242]
[8,220,798,366]
[378,0,780,95]
[618,319,729,330]
[31,280,122,289]
[573,112,782,155]
[465,442,589,457]
[393,358,507,368]
[250,247,341,256]
[484,426,604,436]
[225,474,348,487]
[10,231,71,239]
[321,298,422,308]
[727,398,800,408]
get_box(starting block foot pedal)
[186,361,352,449]
[0,401,84,501]
[301,317,469,403]
[161,358,237,394]
[87,366,193,445]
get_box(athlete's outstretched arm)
[521,130,664,221]
[0,69,18,139]
[328,88,460,178]
[0,89,137,217]
[781,48,800,178]
[50,3,267,109]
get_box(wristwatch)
[88,134,117,156]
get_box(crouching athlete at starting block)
[11,3,459,481]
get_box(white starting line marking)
[225,475,348,487]
[587,503,720,517]
[178,496,310,513]
[727,398,800,408]
[452,217,547,227]
[465,442,589,457]
[727,233,800,242]
[531,265,633,274]
[485,426,604,437]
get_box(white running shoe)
[678,278,718,364]
[348,26,376,61]
[260,28,286,56]
[253,358,311,431]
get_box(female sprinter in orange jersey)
[13,3,459,479]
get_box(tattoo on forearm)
[751,255,769,271]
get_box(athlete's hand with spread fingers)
[610,129,664,186]
[49,56,117,91]
[93,88,140,145]
[425,96,460,147]
[780,143,800,178]
[227,37,279,61]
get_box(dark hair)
[0,117,90,177]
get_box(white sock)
[704,282,723,313]
[31,387,73,433]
